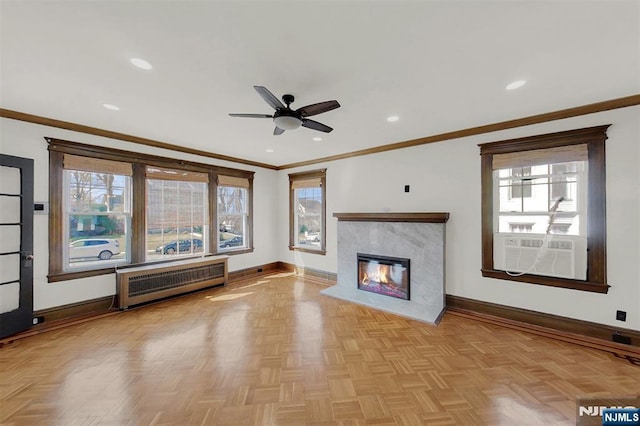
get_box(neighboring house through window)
[288,169,326,254]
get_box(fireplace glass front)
[357,253,410,300]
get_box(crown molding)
[277,94,640,169]
[0,108,279,170]
[3,93,639,171]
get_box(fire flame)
[361,265,390,285]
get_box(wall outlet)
[404,185,410,193]
[612,332,632,345]
[616,310,627,322]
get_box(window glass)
[288,169,326,254]
[217,186,247,251]
[146,175,208,260]
[294,187,323,248]
[495,160,586,236]
[64,170,130,269]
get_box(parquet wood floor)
[1,273,638,425]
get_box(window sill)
[481,268,609,294]
[215,247,254,256]
[48,267,116,283]
[289,246,326,255]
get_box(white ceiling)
[1,1,638,167]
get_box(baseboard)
[278,261,337,285]
[35,295,115,323]
[446,295,640,358]
[227,261,283,283]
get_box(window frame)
[288,169,326,255]
[48,138,254,282]
[216,183,250,253]
[479,125,610,294]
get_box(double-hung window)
[62,155,132,270]
[217,175,250,252]
[479,125,609,293]
[289,169,326,254]
[145,167,209,260]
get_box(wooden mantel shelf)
[333,212,449,223]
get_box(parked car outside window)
[69,239,121,260]
[155,238,203,254]
[220,236,243,248]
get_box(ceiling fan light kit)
[273,113,302,131]
[229,86,340,135]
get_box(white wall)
[0,118,279,310]
[278,106,640,331]
[2,105,638,330]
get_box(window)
[479,125,609,293]
[289,169,326,254]
[145,167,208,260]
[62,155,131,270]
[217,176,250,252]
[508,167,532,199]
[496,160,585,236]
[48,138,254,282]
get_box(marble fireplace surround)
[321,213,449,325]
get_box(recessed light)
[386,115,399,123]
[506,80,526,90]
[266,148,274,153]
[130,57,153,70]
[312,137,322,142]
[102,103,120,111]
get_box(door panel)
[0,154,34,338]
[0,165,20,192]
[0,282,20,314]
[0,254,20,283]
[0,197,21,223]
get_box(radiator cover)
[116,256,228,309]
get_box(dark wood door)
[0,154,34,338]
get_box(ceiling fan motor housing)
[282,94,295,106]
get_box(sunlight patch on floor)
[206,292,253,302]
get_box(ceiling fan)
[229,86,340,135]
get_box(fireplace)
[357,253,410,300]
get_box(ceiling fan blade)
[301,119,333,133]
[254,86,285,110]
[229,113,273,118]
[296,100,340,117]
[274,127,285,136]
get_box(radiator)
[116,255,228,309]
